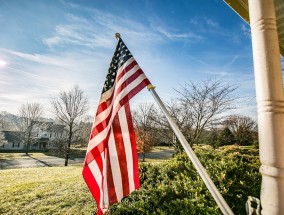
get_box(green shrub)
[109,145,261,215]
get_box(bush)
[109,145,261,215]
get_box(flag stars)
[102,40,133,93]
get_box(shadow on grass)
[27,154,52,167]
[0,159,21,169]
[43,148,86,159]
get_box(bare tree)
[155,79,237,148]
[17,103,44,154]
[223,114,257,145]
[0,131,7,147]
[51,85,88,166]
[151,99,191,152]
[0,112,13,131]
[133,103,158,162]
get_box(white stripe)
[87,124,109,152]
[116,57,135,78]
[108,128,123,201]
[87,63,147,153]
[88,152,105,209]
[103,150,109,206]
[94,94,114,127]
[113,73,147,109]
[116,64,141,89]
[93,57,142,130]
[99,85,114,104]
[118,106,135,192]
[94,87,115,128]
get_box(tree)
[0,113,10,147]
[51,85,88,166]
[17,103,44,154]
[0,131,7,147]
[224,115,257,146]
[133,103,158,162]
[72,115,93,147]
[174,79,237,146]
[150,99,186,152]
[217,126,235,147]
[0,112,13,131]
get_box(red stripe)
[124,103,140,189]
[90,111,112,139]
[83,41,151,213]
[116,60,138,82]
[114,69,144,98]
[119,79,150,109]
[112,112,130,197]
[85,79,149,166]
[82,165,103,215]
[105,147,118,204]
[85,130,111,166]
[96,90,114,116]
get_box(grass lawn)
[0,147,175,214]
[0,166,96,215]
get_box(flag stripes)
[83,37,149,215]
[85,57,149,160]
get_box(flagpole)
[147,84,234,215]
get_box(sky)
[0,0,257,118]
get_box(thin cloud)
[156,27,203,42]
[4,49,69,67]
[241,24,251,38]
[189,17,220,29]
[187,55,209,66]
[44,9,163,51]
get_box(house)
[0,131,25,150]
[0,122,65,151]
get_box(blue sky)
[0,0,256,118]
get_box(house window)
[12,141,15,148]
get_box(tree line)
[0,85,90,166]
[133,79,258,159]
[0,79,258,165]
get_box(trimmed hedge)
[109,145,261,215]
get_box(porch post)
[248,0,284,214]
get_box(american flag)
[82,36,150,215]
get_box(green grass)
[0,166,96,215]
[0,146,175,214]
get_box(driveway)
[0,147,176,169]
[0,154,84,169]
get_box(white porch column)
[248,0,284,214]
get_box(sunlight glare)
[0,59,7,67]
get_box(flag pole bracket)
[147,84,156,90]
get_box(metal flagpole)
[147,84,234,215]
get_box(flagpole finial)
[115,33,121,40]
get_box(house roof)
[224,0,284,56]
[2,131,25,142]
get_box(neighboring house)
[0,122,66,151]
[35,122,65,148]
[0,131,25,150]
